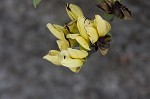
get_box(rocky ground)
[0,0,150,99]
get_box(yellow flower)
[94,15,111,37]
[63,20,79,34]
[74,36,91,50]
[67,48,88,59]
[85,26,99,44]
[43,50,61,66]
[61,58,84,68]
[44,48,88,73]
[66,3,84,20]
[77,16,90,42]
[77,16,99,44]
[60,48,87,73]
[66,34,91,50]
[47,23,66,40]
[44,3,112,73]
[56,40,70,51]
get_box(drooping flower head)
[44,3,112,73]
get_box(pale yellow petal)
[94,15,111,37]
[69,67,81,73]
[85,26,99,44]
[77,16,89,41]
[66,3,84,20]
[53,24,64,32]
[61,58,84,68]
[75,36,91,50]
[48,50,60,56]
[67,48,88,59]
[56,40,70,51]
[66,34,80,39]
[84,18,94,27]
[58,50,70,61]
[66,9,75,21]
[47,23,65,40]
[64,21,78,34]
[104,20,111,33]
[43,55,61,66]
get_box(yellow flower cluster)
[43,3,111,73]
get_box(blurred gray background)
[0,0,150,99]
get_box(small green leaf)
[33,0,41,8]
